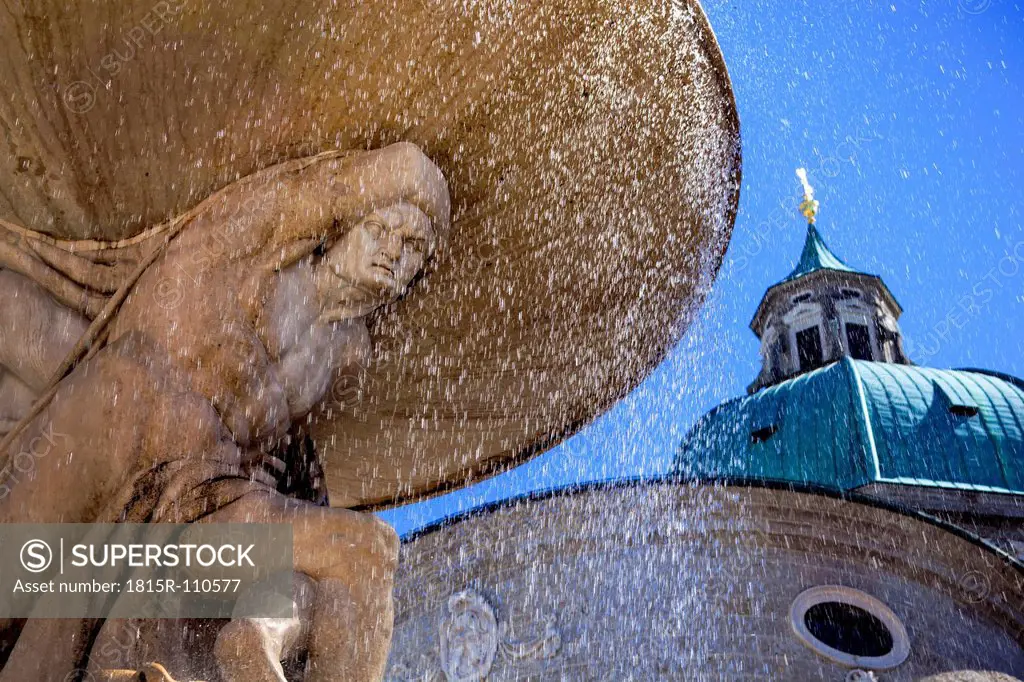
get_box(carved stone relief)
[846,671,879,682]
[439,591,499,681]
[388,589,561,682]
[497,617,561,663]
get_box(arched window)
[838,300,878,362]
[845,322,873,360]
[784,301,826,374]
[796,325,825,371]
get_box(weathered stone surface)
[918,674,1023,682]
[1,142,440,682]
[0,0,741,508]
[0,2,743,678]
[386,483,1024,681]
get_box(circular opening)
[803,601,894,658]
[790,586,910,669]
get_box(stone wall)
[385,483,1024,681]
[858,483,1024,561]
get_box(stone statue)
[0,142,450,681]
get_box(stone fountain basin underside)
[0,0,741,508]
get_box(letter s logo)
[20,539,52,573]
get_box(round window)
[790,586,910,669]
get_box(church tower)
[748,175,908,393]
[676,171,1024,559]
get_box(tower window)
[796,326,824,372]
[845,323,873,361]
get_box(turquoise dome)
[674,358,1024,495]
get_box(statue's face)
[315,201,437,321]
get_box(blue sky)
[381,0,1024,535]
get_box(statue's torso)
[0,252,367,523]
[108,242,369,447]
